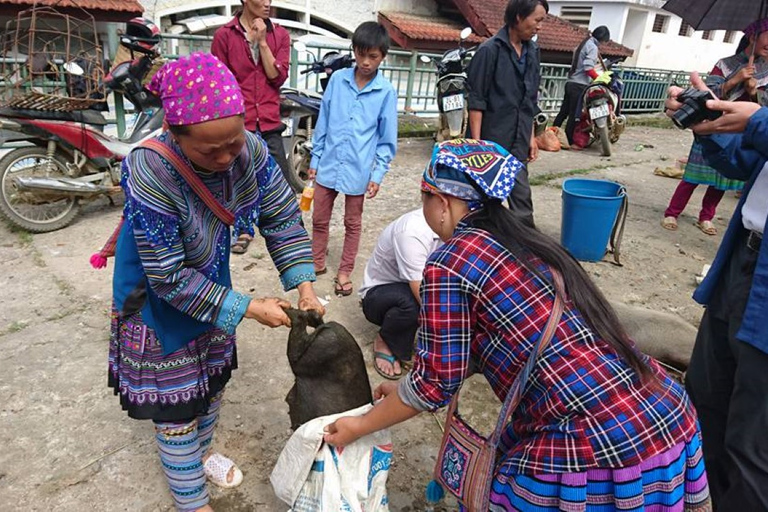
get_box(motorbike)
[0,17,164,233]
[279,41,354,192]
[421,27,474,140]
[577,57,626,157]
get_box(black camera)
[671,88,722,129]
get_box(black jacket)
[466,27,542,160]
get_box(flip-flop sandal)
[333,277,354,297]
[231,235,252,254]
[315,267,327,276]
[373,351,402,380]
[661,216,678,231]
[203,452,243,488]
[696,220,717,236]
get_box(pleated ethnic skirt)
[107,306,237,422]
[486,431,710,511]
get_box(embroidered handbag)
[434,270,565,511]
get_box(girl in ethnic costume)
[325,139,710,511]
[95,53,324,512]
[662,19,768,236]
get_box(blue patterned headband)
[421,139,522,204]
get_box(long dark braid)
[466,200,654,381]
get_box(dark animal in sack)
[284,308,372,430]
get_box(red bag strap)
[141,138,235,226]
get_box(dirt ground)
[0,125,735,511]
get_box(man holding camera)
[212,0,291,254]
[666,74,768,510]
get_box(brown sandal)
[333,277,354,297]
[696,220,717,236]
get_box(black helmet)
[121,17,161,53]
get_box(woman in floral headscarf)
[98,53,323,512]
[662,20,768,236]
[325,139,709,511]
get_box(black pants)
[685,229,768,511]
[507,164,535,228]
[259,129,292,182]
[361,282,419,361]
[561,81,587,145]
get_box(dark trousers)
[259,129,292,181]
[685,229,768,511]
[507,164,535,228]
[562,81,587,145]
[361,282,419,361]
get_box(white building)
[547,0,741,71]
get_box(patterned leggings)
[153,393,223,511]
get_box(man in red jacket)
[212,0,292,253]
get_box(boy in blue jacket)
[666,74,768,510]
[307,21,398,296]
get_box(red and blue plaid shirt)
[401,223,698,474]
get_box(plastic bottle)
[299,180,315,211]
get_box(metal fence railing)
[98,33,702,135]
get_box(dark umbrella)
[662,0,768,31]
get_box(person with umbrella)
[660,28,768,236]
[665,63,768,508]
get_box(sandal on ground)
[314,267,327,276]
[333,277,354,297]
[661,216,678,231]
[231,234,252,254]
[373,351,402,380]
[203,452,243,489]
[696,220,717,236]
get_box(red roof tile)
[451,0,633,57]
[379,11,484,50]
[0,0,143,20]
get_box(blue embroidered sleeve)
[257,157,316,290]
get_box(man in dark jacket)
[212,0,291,252]
[466,0,548,227]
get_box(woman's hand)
[245,297,292,327]
[296,282,326,316]
[324,416,364,447]
[736,65,756,83]
[373,381,399,400]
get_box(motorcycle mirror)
[293,41,308,54]
[460,27,472,40]
[419,55,432,64]
[63,61,85,76]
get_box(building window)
[560,6,592,28]
[702,30,714,40]
[724,30,735,43]
[652,14,669,33]
[679,21,692,37]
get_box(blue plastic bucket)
[561,178,626,262]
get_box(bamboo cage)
[0,3,105,111]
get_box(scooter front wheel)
[0,146,81,233]
[285,129,309,193]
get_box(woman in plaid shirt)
[326,139,710,511]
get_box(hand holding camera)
[666,72,762,135]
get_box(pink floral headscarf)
[147,52,245,126]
